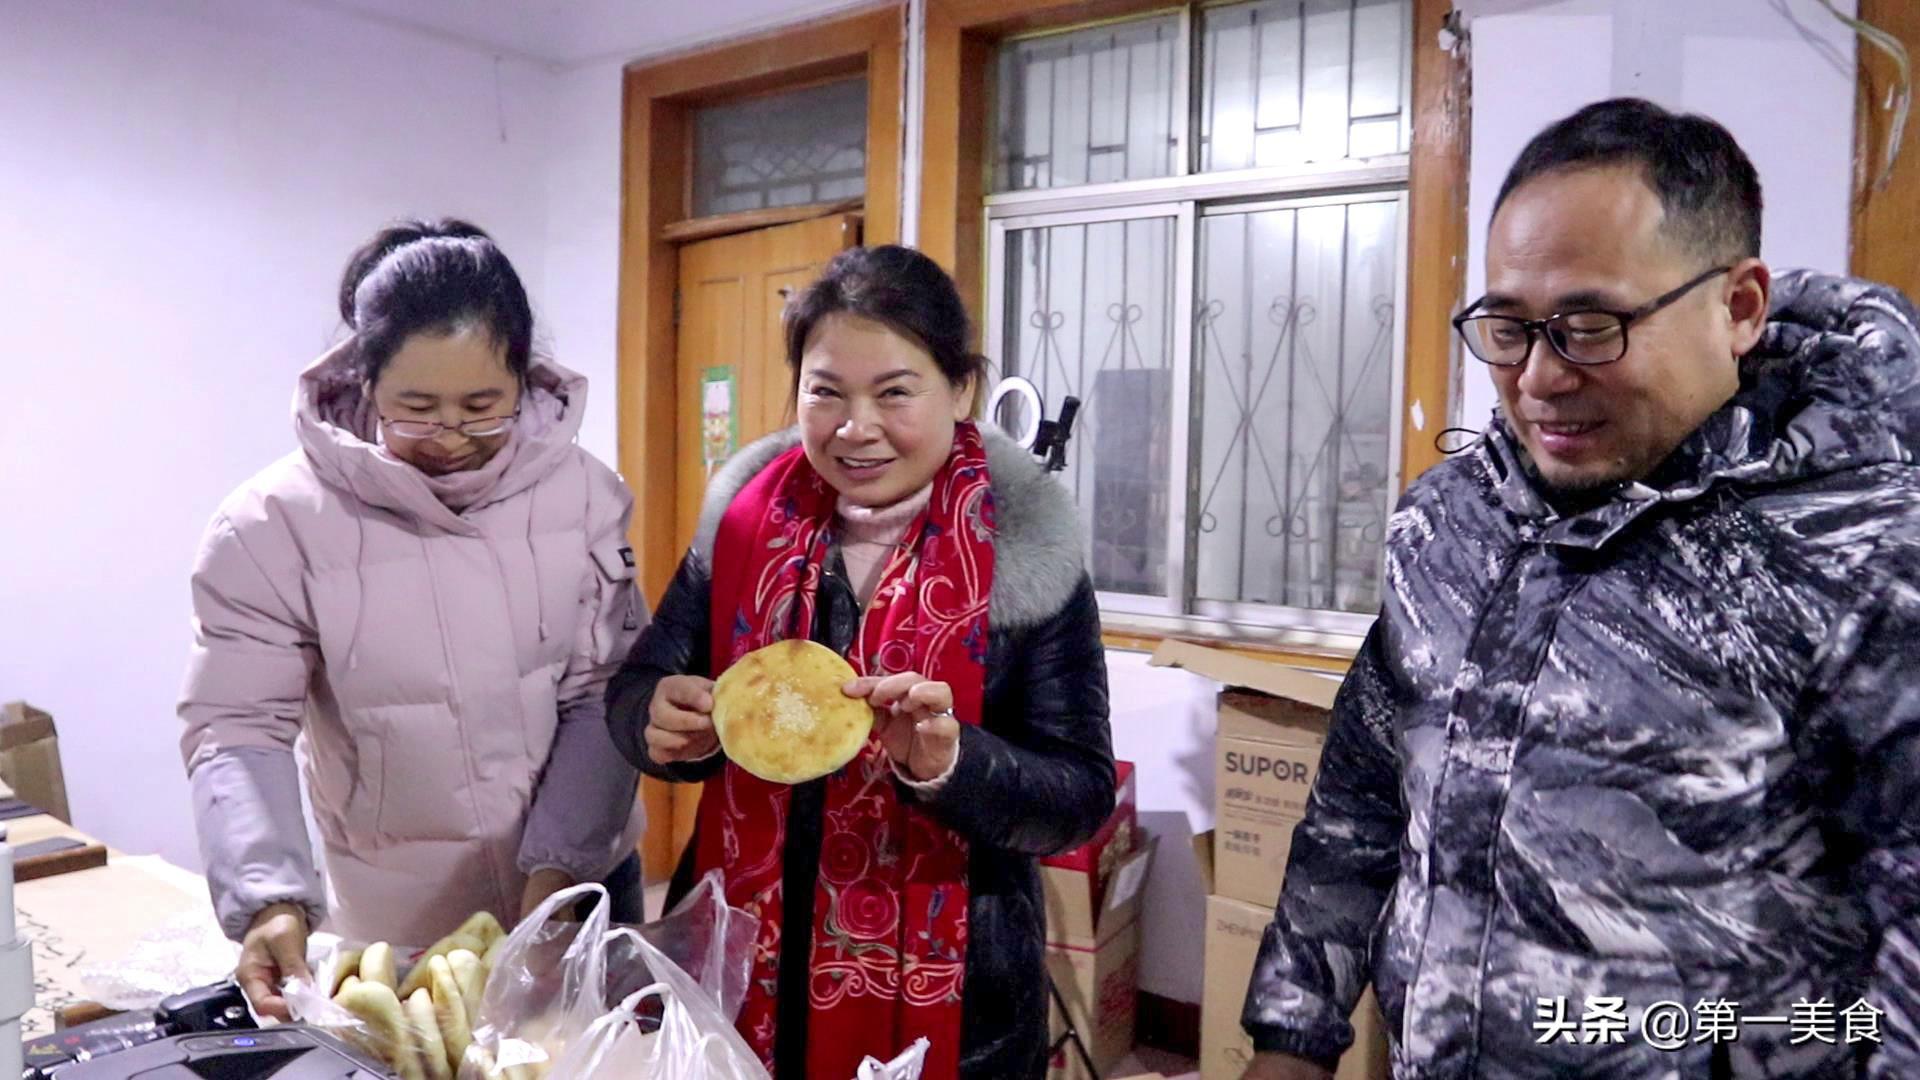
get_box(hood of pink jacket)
[293,341,590,531]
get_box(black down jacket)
[607,426,1116,1079]
[1244,272,1920,1079]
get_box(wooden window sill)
[1099,622,1359,674]
[661,197,864,244]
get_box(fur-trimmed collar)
[691,426,1087,629]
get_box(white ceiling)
[297,0,878,69]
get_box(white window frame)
[982,3,1413,651]
[987,201,1195,623]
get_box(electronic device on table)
[0,812,392,1080]
[48,1023,388,1079]
[25,980,392,1079]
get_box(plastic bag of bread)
[284,911,509,1079]
[547,931,767,1079]
[282,967,468,1080]
[463,872,764,1079]
[283,875,762,1078]
[456,883,615,1079]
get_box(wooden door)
[643,212,860,884]
[672,213,861,551]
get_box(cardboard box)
[1042,820,1153,949]
[1149,640,1340,907]
[1042,768,1148,951]
[1045,917,1142,1080]
[0,702,71,824]
[1045,843,1154,1080]
[1202,893,1390,1080]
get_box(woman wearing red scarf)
[607,245,1115,1079]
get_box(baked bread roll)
[335,980,423,1080]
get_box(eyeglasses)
[1451,265,1732,368]
[378,409,520,440]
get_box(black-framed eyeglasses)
[378,409,521,440]
[1451,265,1732,368]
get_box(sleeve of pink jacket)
[178,511,328,941]
[516,460,649,885]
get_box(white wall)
[0,0,562,869]
[1454,0,1858,431]
[539,59,628,466]
[1105,651,1222,1004]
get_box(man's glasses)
[1452,266,1732,368]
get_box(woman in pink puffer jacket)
[178,220,646,1019]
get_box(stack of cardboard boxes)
[0,702,69,823]
[1150,641,1391,1080]
[1040,761,1154,1079]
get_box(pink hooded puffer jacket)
[179,342,646,946]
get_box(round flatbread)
[712,639,872,784]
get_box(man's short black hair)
[1494,97,1763,265]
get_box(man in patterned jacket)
[1240,98,1920,1079]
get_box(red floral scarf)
[696,422,995,1079]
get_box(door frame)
[618,4,906,602]
[1851,0,1918,299]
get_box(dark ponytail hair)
[338,218,534,386]
[783,245,987,408]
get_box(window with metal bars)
[985,0,1412,648]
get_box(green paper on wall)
[702,366,737,466]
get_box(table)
[9,828,214,1040]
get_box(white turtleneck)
[836,482,935,607]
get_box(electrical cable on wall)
[1815,0,1910,191]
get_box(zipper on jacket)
[419,533,514,918]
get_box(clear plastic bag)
[281,876,762,1078]
[457,883,613,1079]
[280,938,355,1028]
[611,870,758,1023]
[458,873,762,1078]
[282,893,596,1079]
[548,929,768,1080]
[77,906,240,1012]
[857,1037,931,1080]
[284,946,473,1080]
[545,986,663,1076]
